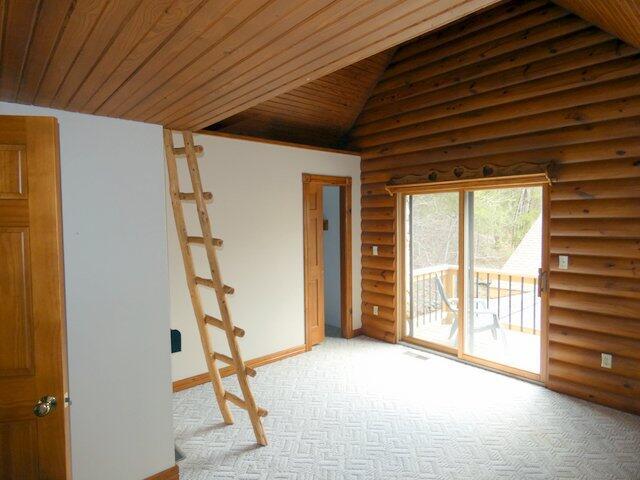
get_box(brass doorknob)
[33,395,57,417]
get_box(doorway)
[302,174,353,350]
[401,181,548,381]
[323,185,342,338]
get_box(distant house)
[501,215,542,277]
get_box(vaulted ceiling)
[0,0,502,131]
[554,0,640,48]
[208,0,640,149]
[1,0,638,147]
[207,49,395,149]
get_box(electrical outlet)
[601,353,613,369]
[372,245,378,256]
[558,255,569,270]
[373,305,379,315]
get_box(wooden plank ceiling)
[554,0,640,48]
[0,0,503,132]
[206,0,640,149]
[207,50,395,149]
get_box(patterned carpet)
[173,336,640,479]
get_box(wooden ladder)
[163,129,268,446]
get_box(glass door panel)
[463,187,542,373]
[404,192,460,349]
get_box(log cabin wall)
[351,0,640,414]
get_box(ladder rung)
[178,191,213,201]
[172,145,203,156]
[211,352,257,377]
[224,391,268,417]
[203,315,245,337]
[187,236,223,247]
[194,276,214,288]
[194,277,234,294]
[212,351,233,364]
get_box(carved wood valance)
[385,161,556,194]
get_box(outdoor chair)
[434,275,500,340]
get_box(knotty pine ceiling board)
[207,49,396,149]
[0,0,503,131]
[554,0,640,49]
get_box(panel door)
[303,178,325,347]
[0,116,69,479]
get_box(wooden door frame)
[398,178,550,383]
[302,174,353,350]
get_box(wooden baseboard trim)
[173,344,307,392]
[173,372,210,392]
[145,464,179,480]
[220,344,307,376]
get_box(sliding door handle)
[537,269,548,297]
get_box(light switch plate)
[372,245,378,256]
[558,255,569,270]
[373,305,379,315]
[601,353,612,369]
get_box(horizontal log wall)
[351,0,640,414]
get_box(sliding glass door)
[463,187,542,374]
[403,184,545,378]
[404,192,460,351]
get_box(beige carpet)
[173,336,640,479]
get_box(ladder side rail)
[163,129,233,424]
[181,131,268,446]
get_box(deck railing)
[409,264,540,335]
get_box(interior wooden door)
[303,177,325,347]
[0,116,69,479]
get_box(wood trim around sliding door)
[302,174,353,350]
[540,184,550,384]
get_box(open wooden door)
[0,116,70,479]
[303,175,325,347]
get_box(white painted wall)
[169,134,361,381]
[323,186,341,329]
[0,103,175,480]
